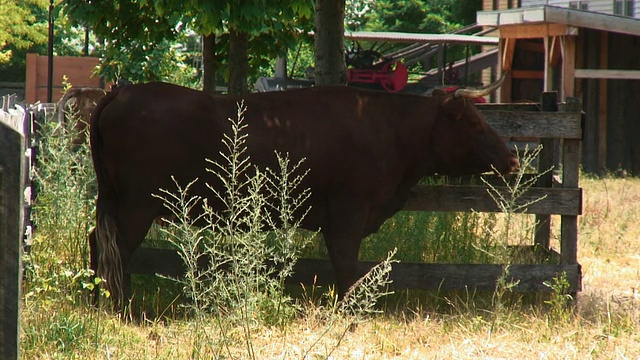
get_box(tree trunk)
[202,33,217,94]
[314,0,346,86]
[228,30,249,95]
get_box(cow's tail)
[95,213,123,303]
[90,87,124,303]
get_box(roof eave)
[344,31,499,45]
[477,5,640,37]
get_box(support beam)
[598,32,608,174]
[499,23,578,39]
[501,38,516,71]
[543,36,554,92]
[499,38,515,103]
[574,69,640,79]
[561,36,576,99]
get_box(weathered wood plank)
[127,247,197,277]
[534,92,558,250]
[289,259,582,293]
[476,103,541,112]
[561,139,582,265]
[0,120,24,360]
[404,185,582,215]
[127,249,581,294]
[574,69,640,79]
[481,111,582,139]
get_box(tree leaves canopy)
[0,0,48,63]
[63,0,314,86]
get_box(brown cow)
[89,80,517,303]
[55,87,106,145]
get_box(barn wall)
[492,24,640,175]
[25,53,107,104]
[510,39,545,102]
[606,32,640,174]
[579,29,640,175]
[579,29,602,174]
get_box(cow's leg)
[114,203,157,305]
[323,231,363,299]
[322,200,369,299]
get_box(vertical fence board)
[0,118,24,360]
[534,92,558,250]
[561,98,582,267]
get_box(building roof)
[477,5,640,37]
[344,31,499,45]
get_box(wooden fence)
[128,91,583,295]
[0,95,27,360]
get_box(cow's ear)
[441,96,466,121]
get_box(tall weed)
[22,105,106,358]
[26,105,96,302]
[154,103,316,358]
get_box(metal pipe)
[46,0,54,103]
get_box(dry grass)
[21,176,640,359]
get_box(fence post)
[0,106,25,360]
[560,97,582,267]
[534,92,558,250]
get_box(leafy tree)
[0,0,94,83]
[0,0,48,63]
[0,0,49,82]
[63,0,190,84]
[441,0,483,27]
[64,0,314,92]
[365,0,457,34]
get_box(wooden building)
[478,4,640,175]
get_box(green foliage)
[0,0,48,63]
[544,272,574,322]
[31,108,95,271]
[21,106,111,358]
[64,0,190,84]
[63,0,314,86]
[25,106,105,305]
[483,144,552,251]
[23,306,94,355]
[360,210,497,264]
[0,1,100,82]
[366,0,456,34]
[347,0,482,34]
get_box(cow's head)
[430,74,518,176]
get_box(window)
[614,0,635,16]
[569,1,589,10]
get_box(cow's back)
[91,83,435,232]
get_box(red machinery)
[347,61,408,92]
[346,47,409,93]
